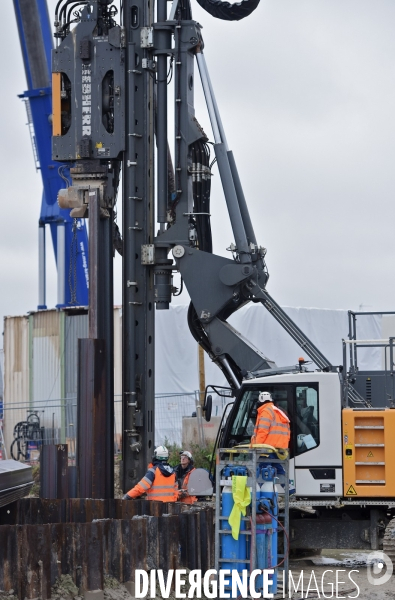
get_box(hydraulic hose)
[195,0,260,21]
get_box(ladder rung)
[218,516,250,521]
[355,462,385,465]
[354,426,384,429]
[355,444,384,447]
[218,558,250,563]
[218,530,251,535]
[355,480,386,484]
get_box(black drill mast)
[52,0,334,494]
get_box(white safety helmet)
[258,391,273,404]
[154,445,169,461]
[180,450,193,461]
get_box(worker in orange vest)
[251,392,290,448]
[123,445,178,502]
[174,450,197,504]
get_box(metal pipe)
[197,52,251,261]
[219,357,240,389]
[199,52,228,149]
[350,311,395,316]
[256,287,333,370]
[38,222,46,309]
[168,0,179,20]
[56,221,65,306]
[343,339,392,344]
[157,0,169,224]
[353,313,358,370]
[342,340,347,407]
[199,53,258,250]
[348,310,354,375]
[196,52,221,144]
[227,150,257,248]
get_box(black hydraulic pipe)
[196,0,260,21]
[59,0,82,24]
[67,1,88,23]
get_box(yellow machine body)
[342,408,395,497]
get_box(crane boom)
[13,0,89,308]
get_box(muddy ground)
[11,555,392,600]
[286,550,395,599]
[0,562,394,600]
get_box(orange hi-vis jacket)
[252,402,290,448]
[126,462,178,502]
[179,468,197,504]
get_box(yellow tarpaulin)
[228,476,251,540]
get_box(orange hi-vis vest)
[179,468,197,504]
[252,402,290,448]
[126,465,178,502]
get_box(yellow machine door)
[342,408,395,498]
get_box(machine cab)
[219,372,343,497]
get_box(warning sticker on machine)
[367,450,374,457]
[320,484,335,493]
[345,444,353,459]
[346,485,358,495]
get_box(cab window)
[229,386,292,440]
[226,383,319,456]
[295,385,319,455]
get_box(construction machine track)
[383,517,395,564]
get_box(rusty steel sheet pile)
[0,498,214,599]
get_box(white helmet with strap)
[258,391,273,403]
[180,450,193,460]
[154,445,169,461]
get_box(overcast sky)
[1,0,395,340]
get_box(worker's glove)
[179,489,188,499]
[122,493,132,500]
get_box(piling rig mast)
[53,0,343,493]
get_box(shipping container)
[3,315,30,456]
[3,308,123,459]
[30,310,64,442]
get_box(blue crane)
[13,0,89,309]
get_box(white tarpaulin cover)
[155,304,382,394]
